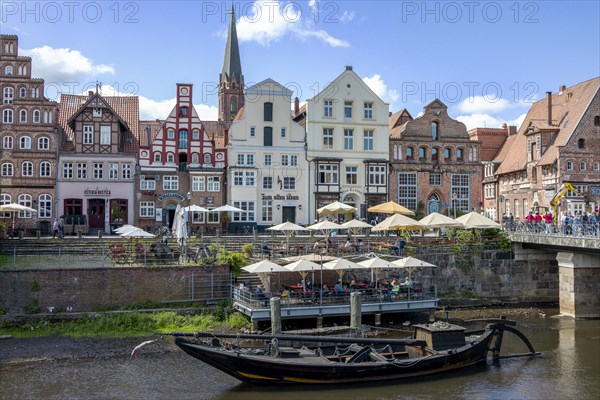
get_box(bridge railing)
[503,222,599,238]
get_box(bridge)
[508,228,600,319]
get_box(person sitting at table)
[306,280,313,290]
[255,285,268,301]
[356,239,364,253]
[261,240,272,257]
[392,238,406,256]
[391,278,399,287]
[349,279,359,291]
[401,277,413,288]
[344,239,352,248]
[321,284,331,297]
[313,240,322,252]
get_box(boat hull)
[175,330,497,385]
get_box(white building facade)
[304,66,390,219]
[228,79,308,231]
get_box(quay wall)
[0,266,230,314]
[0,248,560,314]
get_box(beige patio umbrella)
[455,212,501,229]
[341,219,373,241]
[368,201,415,216]
[419,212,464,229]
[0,203,37,233]
[282,253,338,263]
[358,254,403,288]
[241,260,289,293]
[392,256,437,280]
[283,259,320,292]
[267,221,309,255]
[371,214,426,232]
[317,201,356,216]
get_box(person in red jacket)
[544,212,553,234]
[534,211,542,224]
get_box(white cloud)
[339,10,355,23]
[456,112,526,131]
[236,0,349,47]
[457,96,512,114]
[22,46,114,83]
[363,74,398,104]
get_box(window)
[203,154,211,165]
[3,87,13,104]
[76,163,87,179]
[345,166,357,185]
[368,165,386,186]
[324,100,333,117]
[419,147,427,160]
[32,110,40,123]
[406,147,413,160]
[580,162,586,171]
[153,153,161,163]
[19,136,31,149]
[323,128,333,149]
[281,128,286,138]
[431,148,439,162]
[344,101,352,119]
[19,108,28,123]
[31,87,39,98]
[484,183,495,198]
[363,130,374,151]
[92,108,102,118]
[167,153,175,163]
[165,129,175,139]
[63,162,73,179]
[37,137,49,150]
[40,161,51,177]
[431,122,439,141]
[237,153,254,166]
[283,177,296,190]
[83,125,94,144]
[163,176,179,190]
[18,194,33,217]
[179,129,188,149]
[180,106,188,116]
[100,126,111,145]
[364,102,373,119]
[264,102,273,122]
[19,87,26,98]
[514,199,520,219]
[120,163,130,180]
[578,138,585,149]
[140,178,156,190]
[456,148,464,161]
[207,176,220,192]
[429,173,442,186]
[264,154,272,166]
[593,162,600,171]
[233,171,256,186]
[0,194,11,217]
[594,116,600,126]
[193,176,206,191]
[566,161,573,171]
[3,109,13,123]
[264,127,273,146]
[192,130,200,140]
[140,202,155,218]
[450,174,470,212]
[281,154,298,166]
[318,164,338,184]
[43,110,52,123]
[21,161,33,177]
[398,172,417,210]
[109,163,118,180]
[261,200,273,223]
[523,200,528,217]
[2,136,12,149]
[93,163,103,179]
[4,65,12,75]
[233,201,255,222]
[344,129,354,150]
[263,176,273,189]
[1,163,13,176]
[38,194,52,218]
[207,211,220,224]
[250,127,255,137]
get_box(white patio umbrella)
[455,212,501,229]
[119,228,156,238]
[371,214,426,232]
[242,259,289,292]
[358,254,404,288]
[212,204,244,212]
[174,212,188,246]
[322,257,364,282]
[267,222,309,255]
[181,205,210,213]
[307,220,343,238]
[0,203,37,232]
[317,201,357,216]
[340,219,373,241]
[391,256,436,280]
[283,259,320,292]
[419,212,464,229]
[114,224,136,235]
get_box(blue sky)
[2,0,599,129]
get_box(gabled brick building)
[0,35,58,234]
[495,78,600,220]
[389,99,482,216]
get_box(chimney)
[345,65,353,70]
[559,85,566,93]
[546,91,552,126]
[508,125,517,136]
[294,97,299,114]
[88,90,94,98]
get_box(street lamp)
[452,192,458,219]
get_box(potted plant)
[0,223,7,240]
[221,213,231,233]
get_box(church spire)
[221,5,242,85]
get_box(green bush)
[24,299,40,314]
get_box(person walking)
[52,218,60,238]
[544,211,553,234]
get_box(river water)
[1,316,599,400]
